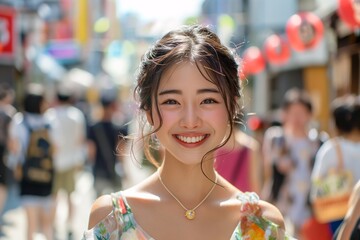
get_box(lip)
[173,133,209,148]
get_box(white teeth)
[177,135,206,143]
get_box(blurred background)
[1,0,358,135]
[0,0,359,239]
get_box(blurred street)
[1,169,94,240]
[0,0,360,239]
[0,160,154,240]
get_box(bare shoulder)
[258,200,285,229]
[87,194,113,229]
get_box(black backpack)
[19,118,54,197]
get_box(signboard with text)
[0,6,16,63]
[45,39,81,66]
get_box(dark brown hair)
[282,87,313,113]
[133,24,242,169]
[331,94,360,134]
[23,83,45,114]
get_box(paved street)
[0,159,154,240]
[0,170,94,240]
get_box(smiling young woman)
[83,24,294,240]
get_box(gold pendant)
[185,210,195,220]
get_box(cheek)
[152,110,178,129]
[295,109,311,120]
[298,114,311,124]
[288,112,310,125]
[204,108,229,128]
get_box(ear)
[146,110,153,126]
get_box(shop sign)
[0,6,16,62]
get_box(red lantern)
[263,34,291,65]
[286,12,324,51]
[248,116,263,131]
[338,0,360,29]
[242,46,265,75]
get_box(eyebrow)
[158,88,220,95]
[198,88,220,94]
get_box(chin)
[180,155,215,167]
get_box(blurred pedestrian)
[87,93,128,197]
[0,82,16,116]
[311,94,360,235]
[215,127,262,194]
[0,82,16,224]
[262,87,321,237]
[45,85,87,239]
[7,83,55,240]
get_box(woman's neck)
[158,155,217,206]
[284,125,308,138]
[342,130,360,142]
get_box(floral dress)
[82,191,295,240]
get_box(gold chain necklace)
[158,172,217,220]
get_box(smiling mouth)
[175,134,208,144]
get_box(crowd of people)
[0,24,360,240]
[213,86,360,239]
[0,81,130,239]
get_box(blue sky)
[117,0,203,21]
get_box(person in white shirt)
[311,95,360,235]
[45,86,87,239]
[262,88,321,237]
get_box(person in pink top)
[215,128,262,194]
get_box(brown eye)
[162,99,179,105]
[201,98,218,104]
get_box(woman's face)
[148,62,230,165]
[282,102,312,129]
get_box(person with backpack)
[7,83,55,240]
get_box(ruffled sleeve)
[82,210,120,240]
[82,191,154,240]
[82,192,127,240]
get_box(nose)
[180,104,201,129]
